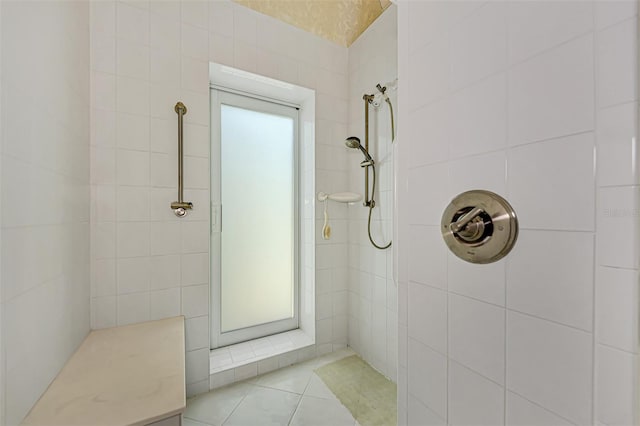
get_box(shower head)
[345,136,361,149]
[345,136,374,164]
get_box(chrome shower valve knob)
[441,190,518,264]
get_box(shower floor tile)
[185,350,359,426]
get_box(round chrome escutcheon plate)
[441,190,518,264]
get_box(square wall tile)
[150,48,181,87]
[150,118,176,155]
[186,316,209,351]
[407,1,449,54]
[117,76,150,116]
[181,221,209,254]
[186,380,209,398]
[150,13,180,52]
[182,0,208,29]
[408,162,449,226]
[408,395,446,426]
[506,392,573,426]
[508,34,594,145]
[149,287,181,320]
[408,338,447,419]
[92,221,116,259]
[117,292,150,326]
[596,18,638,108]
[597,186,640,268]
[449,74,507,161]
[595,0,638,30]
[507,230,594,331]
[182,253,209,286]
[116,41,149,80]
[407,39,449,111]
[91,146,116,185]
[117,257,150,294]
[448,255,505,307]
[91,72,116,111]
[182,25,209,61]
[408,282,446,354]
[90,0,116,37]
[186,348,210,385]
[117,149,149,186]
[596,266,639,352]
[507,132,595,231]
[91,108,116,148]
[449,151,506,197]
[596,345,638,426]
[182,284,208,318]
[448,361,504,426]
[91,296,116,329]
[507,311,592,425]
[449,2,507,90]
[116,186,149,222]
[408,226,447,289]
[150,153,177,188]
[407,100,450,168]
[150,221,181,256]
[449,294,505,384]
[507,0,593,65]
[117,2,149,44]
[116,222,149,258]
[149,254,181,290]
[596,102,639,187]
[91,258,116,297]
[117,112,150,152]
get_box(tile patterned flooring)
[185,349,361,426]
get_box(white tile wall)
[507,230,594,331]
[408,338,447,420]
[1,1,91,424]
[449,294,504,385]
[347,6,397,382]
[507,311,593,424]
[408,282,446,355]
[90,0,351,397]
[507,133,595,231]
[398,1,639,424]
[448,361,504,426]
[506,392,574,426]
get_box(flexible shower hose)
[367,163,391,250]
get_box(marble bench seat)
[22,317,186,426]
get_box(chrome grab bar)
[171,101,193,217]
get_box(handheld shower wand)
[345,83,396,250]
[345,136,374,166]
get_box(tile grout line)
[286,372,313,426]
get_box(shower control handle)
[441,190,518,264]
[450,206,484,233]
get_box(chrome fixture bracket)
[441,190,518,264]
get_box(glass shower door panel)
[220,104,295,333]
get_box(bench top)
[22,317,186,426]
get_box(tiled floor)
[185,349,361,426]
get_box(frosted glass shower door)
[211,89,299,348]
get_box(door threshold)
[209,329,314,375]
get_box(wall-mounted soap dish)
[317,192,362,240]
[317,192,362,203]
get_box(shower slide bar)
[171,101,193,217]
